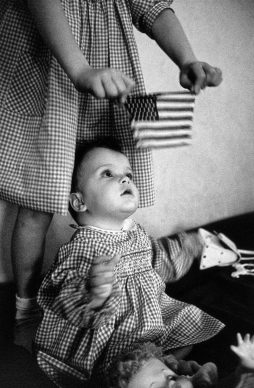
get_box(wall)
[134,0,254,234]
[1,0,254,279]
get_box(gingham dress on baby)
[35,221,224,387]
[0,0,176,214]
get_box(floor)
[0,283,56,387]
[0,212,254,387]
[167,212,254,378]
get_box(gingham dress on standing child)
[35,220,224,387]
[0,0,176,214]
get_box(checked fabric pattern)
[35,221,224,386]
[125,91,195,148]
[0,0,176,213]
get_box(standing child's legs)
[11,207,53,351]
[11,207,53,299]
[0,202,53,350]
[0,200,17,283]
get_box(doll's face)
[127,358,193,388]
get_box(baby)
[35,137,224,387]
[107,333,254,388]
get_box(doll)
[107,342,218,388]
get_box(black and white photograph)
[0,0,253,387]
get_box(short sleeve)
[130,0,174,38]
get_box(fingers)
[230,345,242,357]
[118,74,135,104]
[236,332,252,345]
[180,62,222,95]
[90,270,113,288]
[94,69,135,101]
[101,76,119,98]
[92,253,120,269]
[90,77,107,99]
[244,333,251,343]
[179,71,193,93]
[190,63,207,95]
[231,333,254,355]
[92,283,112,299]
[230,333,244,357]
[90,254,120,287]
[237,332,244,345]
[231,333,254,370]
[110,73,135,103]
[89,254,120,304]
[245,333,252,342]
[180,62,206,95]
[201,63,223,87]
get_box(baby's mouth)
[121,188,133,196]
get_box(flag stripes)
[125,91,195,148]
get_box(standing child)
[35,138,224,387]
[0,0,222,336]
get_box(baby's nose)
[120,175,130,184]
[163,370,177,385]
[174,376,193,388]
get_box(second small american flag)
[125,91,195,148]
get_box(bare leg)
[0,199,18,283]
[11,207,53,298]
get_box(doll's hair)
[106,342,218,388]
[106,342,166,388]
[69,136,124,220]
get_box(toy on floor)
[231,263,254,279]
[198,228,254,278]
[107,342,218,388]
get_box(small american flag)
[125,91,195,148]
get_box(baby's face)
[78,147,139,228]
[127,358,193,388]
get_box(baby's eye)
[126,172,133,180]
[102,170,113,178]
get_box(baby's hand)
[181,231,203,260]
[89,254,120,309]
[230,333,254,371]
[180,62,222,95]
[74,66,135,103]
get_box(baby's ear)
[69,192,87,213]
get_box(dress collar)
[70,218,136,233]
